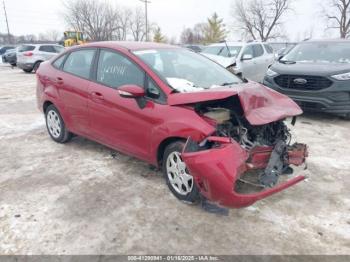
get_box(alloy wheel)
[166,151,193,195]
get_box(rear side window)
[252,44,264,57]
[18,45,35,52]
[63,49,95,79]
[39,45,57,53]
[96,50,145,89]
[52,55,67,69]
[264,44,274,54]
[54,46,64,53]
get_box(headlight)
[266,68,278,77]
[331,72,350,81]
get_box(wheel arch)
[157,137,187,167]
[43,100,53,113]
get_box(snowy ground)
[0,63,349,255]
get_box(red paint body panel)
[182,140,307,208]
[36,42,308,208]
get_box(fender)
[149,113,215,165]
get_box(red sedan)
[36,41,308,208]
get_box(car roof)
[302,39,350,44]
[20,43,63,47]
[82,41,181,51]
[206,42,245,47]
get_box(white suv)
[201,42,275,83]
[17,44,64,73]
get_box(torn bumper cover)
[182,137,308,208]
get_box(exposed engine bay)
[191,96,308,189]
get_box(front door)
[88,49,165,161]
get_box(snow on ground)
[0,63,349,254]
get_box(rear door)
[56,48,96,134]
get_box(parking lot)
[0,62,349,255]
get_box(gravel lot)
[0,63,349,255]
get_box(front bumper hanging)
[182,137,308,208]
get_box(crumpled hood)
[201,53,236,68]
[168,82,303,125]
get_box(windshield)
[281,42,350,64]
[134,48,242,92]
[202,45,242,58]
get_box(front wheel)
[45,104,72,143]
[162,141,200,204]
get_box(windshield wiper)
[279,60,296,64]
[220,82,235,86]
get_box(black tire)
[33,61,41,73]
[162,141,200,204]
[10,63,16,66]
[45,104,72,143]
[341,113,350,120]
[23,68,33,73]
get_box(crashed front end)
[176,85,308,208]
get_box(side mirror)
[118,85,145,98]
[242,54,253,61]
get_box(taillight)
[24,52,33,56]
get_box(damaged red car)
[36,42,308,208]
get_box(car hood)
[271,62,350,76]
[201,53,236,68]
[168,82,302,126]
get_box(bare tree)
[325,0,350,38]
[44,30,61,42]
[180,23,206,44]
[62,0,121,41]
[114,7,132,41]
[232,0,291,41]
[180,28,195,44]
[130,8,146,41]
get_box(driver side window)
[97,50,145,89]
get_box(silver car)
[17,44,64,73]
[201,41,275,83]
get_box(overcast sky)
[0,0,336,42]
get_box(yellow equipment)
[63,31,86,47]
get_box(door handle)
[56,77,64,85]
[91,92,104,100]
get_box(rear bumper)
[263,76,350,115]
[17,62,34,70]
[182,138,308,208]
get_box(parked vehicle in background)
[0,45,15,56]
[2,47,18,66]
[201,41,275,83]
[17,44,64,73]
[263,39,350,118]
[182,44,204,53]
[36,41,308,209]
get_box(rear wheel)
[162,141,200,204]
[23,68,32,73]
[45,104,72,143]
